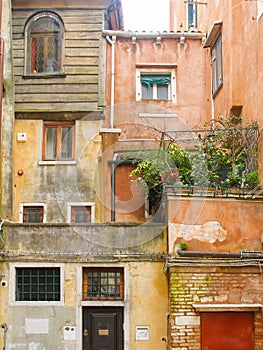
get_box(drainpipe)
[1,323,7,350]
[110,152,118,222]
[0,0,4,216]
[106,35,116,128]
[177,250,263,259]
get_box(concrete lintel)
[193,303,263,312]
[99,128,122,134]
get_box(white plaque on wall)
[136,326,149,340]
[25,318,49,334]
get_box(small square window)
[136,68,176,103]
[83,268,124,301]
[43,122,74,161]
[16,267,61,301]
[71,206,91,223]
[23,206,44,223]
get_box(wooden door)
[201,312,253,350]
[83,307,123,350]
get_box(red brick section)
[169,266,263,350]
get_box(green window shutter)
[141,74,171,87]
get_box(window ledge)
[193,303,263,312]
[139,112,177,118]
[38,160,77,166]
[23,73,66,79]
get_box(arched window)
[25,12,64,75]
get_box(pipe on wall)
[176,250,263,259]
[106,35,116,128]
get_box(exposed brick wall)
[169,266,263,350]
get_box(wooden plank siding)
[12,8,106,114]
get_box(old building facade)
[0,0,262,350]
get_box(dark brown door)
[201,312,254,350]
[83,307,123,350]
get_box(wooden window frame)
[23,206,44,223]
[25,12,64,76]
[83,268,124,301]
[42,122,75,161]
[71,206,92,223]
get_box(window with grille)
[16,267,61,301]
[26,12,64,74]
[43,122,74,160]
[71,206,92,223]
[23,206,43,223]
[83,268,124,301]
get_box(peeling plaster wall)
[13,120,103,223]
[0,224,168,350]
[168,198,263,252]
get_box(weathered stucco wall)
[105,36,210,131]
[13,119,103,222]
[0,224,168,350]
[168,197,263,253]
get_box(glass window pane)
[157,84,169,100]
[142,82,153,99]
[60,127,72,159]
[46,127,57,159]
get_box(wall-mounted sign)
[136,326,149,340]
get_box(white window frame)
[258,0,263,19]
[136,66,177,103]
[67,202,95,223]
[19,203,47,223]
[187,0,197,30]
[9,262,65,306]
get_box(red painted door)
[201,312,253,350]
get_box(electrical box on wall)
[63,326,76,340]
[17,132,27,142]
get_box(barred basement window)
[23,206,43,223]
[83,268,124,301]
[16,267,60,301]
[71,206,91,223]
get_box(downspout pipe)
[177,250,263,259]
[0,0,3,217]
[106,35,116,128]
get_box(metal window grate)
[16,268,60,301]
[23,206,43,223]
[83,268,124,301]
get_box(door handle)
[83,329,88,337]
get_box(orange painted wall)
[105,36,210,131]
[168,197,263,253]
